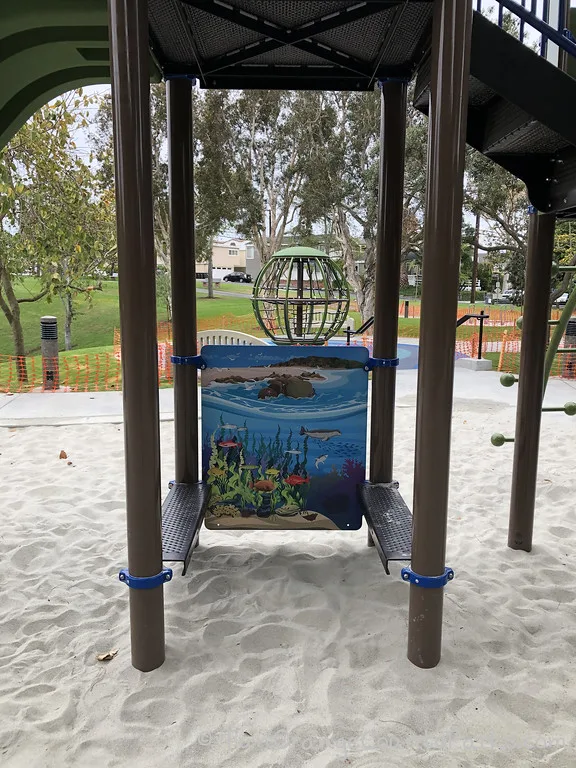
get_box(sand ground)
[1,378,576,767]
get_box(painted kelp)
[201,345,369,530]
[205,421,312,519]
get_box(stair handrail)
[346,311,490,360]
[476,0,576,62]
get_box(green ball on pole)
[500,373,517,388]
[565,402,576,416]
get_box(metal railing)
[346,310,491,360]
[475,0,576,61]
[456,310,490,360]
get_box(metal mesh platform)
[360,482,412,574]
[148,0,434,89]
[162,482,207,575]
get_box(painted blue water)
[203,369,367,424]
[201,345,369,483]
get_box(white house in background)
[245,242,262,279]
[196,237,248,277]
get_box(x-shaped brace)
[180,0,406,76]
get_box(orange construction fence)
[3,317,574,395]
[397,302,561,326]
[497,329,576,379]
[0,352,123,394]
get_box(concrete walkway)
[0,388,177,427]
[1,369,575,428]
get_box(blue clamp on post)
[400,566,454,588]
[527,205,538,214]
[164,74,197,84]
[170,354,206,369]
[378,77,411,87]
[364,357,400,372]
[118,568,173,589]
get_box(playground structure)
[3,0,576,672]
[252,246,350,344]
[492,265,576,549]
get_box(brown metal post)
[367,80,407,547]
[108,0,165,671]
[369,80,408,485]
[407,0,473,669]
[508,212,555,551]
[167,78,199,484]
[296,259,304,338]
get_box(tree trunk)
[471,210,481,304]
[0,263,28,381]
[207,238,214,299]
[12,320,27,383]
[356,280,375,321]
[333,206,376,321]
[62,293,73,351]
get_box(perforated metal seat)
[162,482,208,575]
[360,482,412,574]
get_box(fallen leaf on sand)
[96,649,119,662]
[59,450,67,459]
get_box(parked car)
[499,288,523,305]
[223,272,252,283]
[553,292,570,307]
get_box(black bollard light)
[40,316,59,390]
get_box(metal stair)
[415,6,576,218]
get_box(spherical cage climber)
[252,246,350,345]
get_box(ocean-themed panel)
[201,345,369,530]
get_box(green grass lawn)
[0,279,261,356]
[196,280,253,295]
[196,295,253,317]
[395,317,505,341]
[0,278,170,356]
[484,351,502,369]
[0,276,511,361]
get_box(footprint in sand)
[10,542,45,569]
[293,607,333,630]
[549,525,574,539]
[486,689,555,730]
[202,619,244,646]
[119,688,180,726]
[240,623,304,653]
